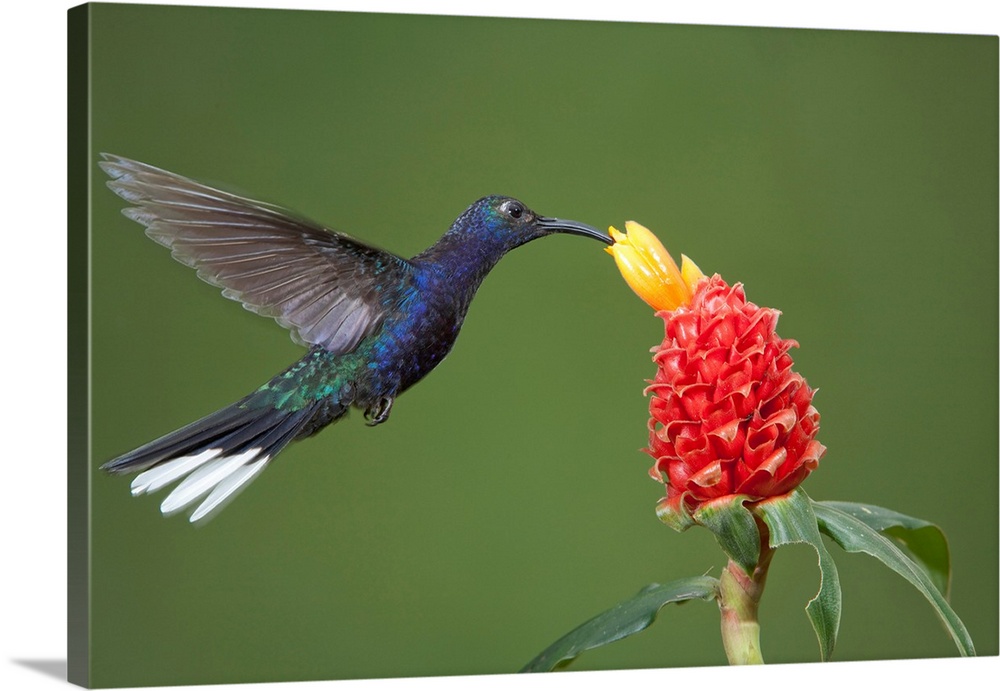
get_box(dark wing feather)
[100,154,413,355]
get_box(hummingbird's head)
[459,195,611,253]
[419,196,611,284]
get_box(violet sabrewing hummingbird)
[98,154,611,523]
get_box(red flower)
[645,275,825,522]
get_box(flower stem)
[718,522,773,665]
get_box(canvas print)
[68,3,998,687]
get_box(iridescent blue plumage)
[99,157,611,522]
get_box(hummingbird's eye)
[501,200,525,220]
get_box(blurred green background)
[84,4,997,687]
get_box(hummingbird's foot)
[364,397,394,426]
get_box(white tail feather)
[159,448,263,517]
[130,448,223,496]
[189,456,271,523]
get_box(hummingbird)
[99,154,611,523]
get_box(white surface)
[2,2,996,690]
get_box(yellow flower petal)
[606,221,703,312]
[679,254,706,294]
[624,221,685,290]
[608,243,668,309]
[608,225,629,244]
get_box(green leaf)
[655,495,696,532]
[755,489,842,661]
[693,495,760,575]
[812,501,975,657]
[520,577,719,673]
[816,500,950,597]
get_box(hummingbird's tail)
[101,393,340,523]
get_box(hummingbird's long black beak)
[537,216,613,245]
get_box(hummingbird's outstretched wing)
[100,154,412,355]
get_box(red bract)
[646,275,825,522]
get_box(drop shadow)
[12,659,67,681]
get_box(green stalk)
[717,520,773,664]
